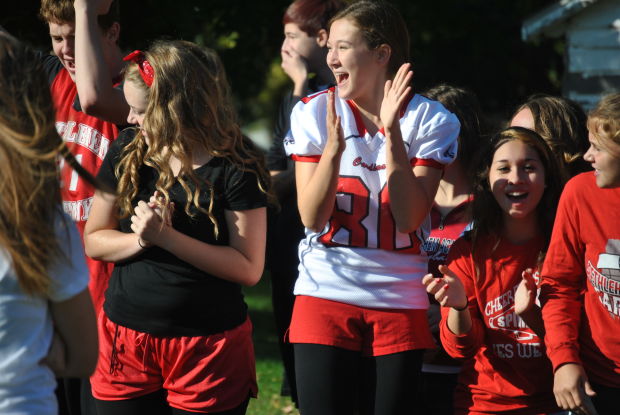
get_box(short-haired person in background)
[0,33,97,415]
[511,94,590,177]
[285,1,460,413]
[424,127,566,414]
[540,93,620,415]
[419,84,487,415]
[84,41,270,414]
[265,0,345,404]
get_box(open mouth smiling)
[506,191,528,202]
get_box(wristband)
[452,298,468,311]
[138,237,149,249]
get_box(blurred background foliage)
[4,0,561,139]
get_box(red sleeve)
[291,154,321,163]
[439,237,486,359]
[410,157,445,170]
[540,179,585,371]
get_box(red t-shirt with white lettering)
[442,234,559,415]
[541,172,620,387]
[49,64,117,313]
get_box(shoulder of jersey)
[300,86,336,104]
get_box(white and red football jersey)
[285,87,460,309]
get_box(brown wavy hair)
[512,94,590,177]
[116,40,272,237]
[0,34,98,295]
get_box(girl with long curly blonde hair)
[0,32,97,414]
[84,40,269,414]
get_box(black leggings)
[294,344,423,415]
[94,389,250,415]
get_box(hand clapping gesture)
[130,191,174,248]
[380,63,413,132]
[422,264,468,311]
[514,268,538,316]
[326,88,345,158]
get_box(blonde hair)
[588,93,620,152]
[116,40,271,237]
[0,34,65,295]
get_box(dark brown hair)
[424,84,487,176]
[330,0,409,76]
[470,127,566,258]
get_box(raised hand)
[553,363,599,415]
[74,0,114,15]
[380,63,413,131]
[514,268,538,315]
[325,89,345,158]
[281,45,309,92]
[422,264,468,310]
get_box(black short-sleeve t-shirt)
[98,128,267,336]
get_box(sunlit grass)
[244,275,298,415]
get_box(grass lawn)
[244,274,298,415]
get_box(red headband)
[123,50,154,87]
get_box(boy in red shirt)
[39,0,127,314]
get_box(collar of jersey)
[345,94,414,139]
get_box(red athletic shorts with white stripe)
[288,295,434,356]
[91,311,258,413]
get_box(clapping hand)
[380,63,413,132]
[422,264,468,311]
[130,191,174,247]
[325,89,345,158]
[514,268,538,316]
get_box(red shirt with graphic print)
[50,65,117,313]
[442,234,559,415]
[541,172,620,387]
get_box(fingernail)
[443,284,449,290]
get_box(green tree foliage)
[3,0,562,126]
[394,0,562,120]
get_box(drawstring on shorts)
[109,323,124,375]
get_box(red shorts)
[288,295,434,356]
[90,311,258,413]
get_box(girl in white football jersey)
[284,1,460,413]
